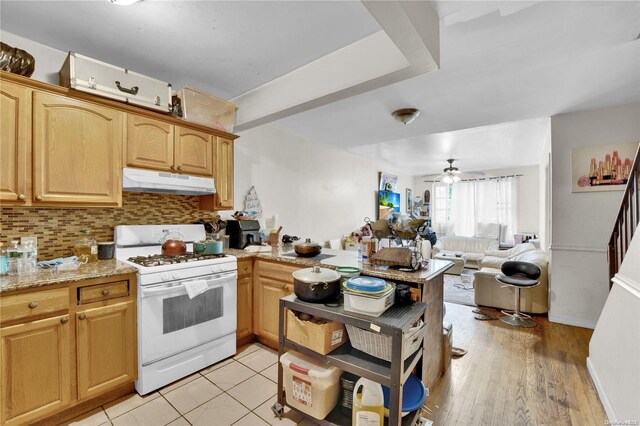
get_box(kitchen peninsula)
[229,246,453,390]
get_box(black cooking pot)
[292,266,341,303]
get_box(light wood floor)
[425,303,606,426]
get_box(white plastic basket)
[345,320,426,362]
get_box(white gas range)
[115,224,237,395]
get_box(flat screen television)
[378,190,400,220]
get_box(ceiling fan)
[422,159,484,183]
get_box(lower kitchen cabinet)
[236,259,253,346]
[0,314,71,426]
[0,273,137,426]
[76,301,136,400]
[253,261,300,349]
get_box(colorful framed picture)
[571,141,638,193]
[378,190,400,219]
[379,172,398,192]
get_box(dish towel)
[184,279,208,299]
[244,245,273,253]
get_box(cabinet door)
[174,127,213,177]
[254,277,290,347]
[76,301,136,401]
[1,315,70,426]
[32,91,123,206]
[214,137,234,210]
[126,115,174,171]
[236,276,253,340]
[0,81,31,205]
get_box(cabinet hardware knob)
[35,195,43,201]
[102,289,110,296]
[28,301,38,309]
[243,266,248,271]
[79,313,87,320]
[60,317,68,324]
[170,165,175,170]
[18,194,26,200]
[176,165,181,170]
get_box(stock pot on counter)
[292,266,341,303]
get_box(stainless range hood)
[122,168,215,196]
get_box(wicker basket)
[232,215,256,221]
[345,320,426,362]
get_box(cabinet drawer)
[237,260,253,278]
[0,287,69,324]
[257,261,302,284]
[78,281,129,304]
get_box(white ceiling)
[2,1,639,176]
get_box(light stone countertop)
[0,260,138,294]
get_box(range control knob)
[172,272,183,280]
[211,266,221,273]
[160,273,172,281]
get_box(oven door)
[139,271,237,365]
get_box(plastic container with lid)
[73,230,98,262]
[345,276,387,294]
[280,351,342,420]
[343,283,395,317]
[179,86,237,132]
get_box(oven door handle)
[141,273,236,297]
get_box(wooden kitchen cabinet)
[236,259,254,346]
[76,301,136,400]
[125,117,213,177]
[0,273,136,426]
[0,81,31,206]
[32,91,123,207]
[126,115,174,171]
[199,136,234,211]
[253,261,300,349]
[0,314,71,426]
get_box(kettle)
[161,231,186,256]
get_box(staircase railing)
[608,143,640,288]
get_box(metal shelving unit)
[272,295,429,426]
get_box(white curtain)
[433,177,519,243]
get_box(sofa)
[432,236,499,269]
[473,243,549,314]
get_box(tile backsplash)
[1,193,219,260]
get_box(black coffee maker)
[226,220,262,249]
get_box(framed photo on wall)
[379,172,398,192]
[571,141,638,193]
[406,188,412,213]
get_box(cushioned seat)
[432,236,499,269]
[496,261,541,328]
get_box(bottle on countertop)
[352,377,384,426]
[21,240,37,275]
[0,243,7,275]
[73,230,98,263]
[6,240,21,275]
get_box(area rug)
[443,269,476,307]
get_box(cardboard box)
[286,309,348,355]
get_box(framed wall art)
[571,141,638,193]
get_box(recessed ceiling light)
[109,0,142,5]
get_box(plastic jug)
[352,378,384,426]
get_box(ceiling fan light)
[391,108,420,125]
[453,175,461,183]
[109,0,142,5]
[442,175,454,184]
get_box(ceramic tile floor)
[61,343,320,426]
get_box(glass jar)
[73,230,98,263]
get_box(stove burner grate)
[127,253,226,267]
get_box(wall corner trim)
[586,357,616,423]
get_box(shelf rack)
[273,295,428,426]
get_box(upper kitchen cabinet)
[33,91,123,207]
[0,81,31,206]
[199,137,234,211]
[126,115,174,172]
[174,127,214,176]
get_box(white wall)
[549,102,640,328]
[222,124,414,244]
[1,30,67,84]
[413,164,540,238]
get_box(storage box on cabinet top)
[59,52,172,113]
[286,309,348,355]
[280,351,342,420]
[178,86,237,132]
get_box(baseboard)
[547,313,596,329]
[586,357,616,422]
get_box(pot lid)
[293,266,340,283]
[294,238,322,248]
[345,276,387,293]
